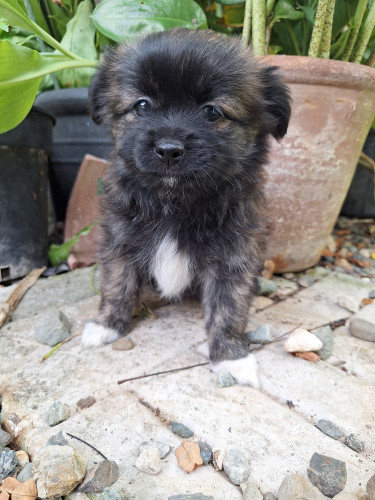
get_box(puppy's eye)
[133,99,151,117]
[202,105,223,122]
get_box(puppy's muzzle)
[155,139,185,166]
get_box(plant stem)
[342,0,367,61]
[266,0,275,16]
[308,0,328,57]
[242,0,252,46]
[367,49,375,67]
[286,21,301,56]
[317,0,335,58]
[252,0,266,55]
[351,1,375,63]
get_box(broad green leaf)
[223,4,245,27]
[0,16,9,31]
[54,0,97,87]
[274,0,304,22]
[91,0,207,43]
[0,40,97,132]
[215,0,244,4]
[0,0,81,58]
[48,223,96,266]
[28,0,51,35]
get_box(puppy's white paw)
[211,353,260,388]
[81,322,121,347]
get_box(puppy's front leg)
[82,255,141,347]
[201,269,259,388]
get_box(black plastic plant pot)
[341,130,375,218]
[34,88,113,221]
[0,108,54,282]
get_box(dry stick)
[66,432,108,460]
[40,333,81,363]
[0,266,46,328]
[118,362,209,385]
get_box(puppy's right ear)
[88,63,109,125]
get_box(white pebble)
[284,328,323,353]
[135,445,162,475]
[337,295,359,313]
[212,449,226,471]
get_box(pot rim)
[261,54,375,91]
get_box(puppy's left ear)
[261,66,291,140]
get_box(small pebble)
[312,326,334,361]
[198,441,212,465]
[0,449,18,478]
[222,449,250,486]
[217,371,236,388]
[111,336,134,351]
[283,273,295,279]
[0,429,12,448]
[77,396,96,409]
[367,472,375,500]
[171,422,194,438]
[17,462,33,482]
[369,290,375,299]
[307,452,347,497]
[298,275,315,288]
[135,445,162,475]
[99,488,122,500]
[168,495,214,500]
[77,460,119,493]
[246,324,271,344]
[344,433,363,453]
[240,480,262,499]
[35,310,70,346]
[47,401,70,427]
[349,302,375,342]
[48,430,68,446]
[316,420,344,440]
[337,296,359,313]
[138,441,172,459]
[284,328,323,353]
[278,474,326,500]
[16,450,29,467]
[263,494,277,500]
[257,278,277,296]
[212,449,226,471]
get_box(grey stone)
[270,277,299,299]
[138,441,172,459]
[0,449,18,479]
[312,326,334,361]
[171,422,194,438]
[298,275,315,288]
[0,429,12,448]
[263,494,277,500]
[48,430,68,446]
[111,336,134,351]
[316,419,344,440]
[246,324,271,344]
[367,472,375,500]
[47,401,70,427]
[77,460,119,493]
[168,495,214,500]
[349,302,375,342]
[198,442,212,465]
[369,290,375,299]
[99,488,122,500]
[35,309,70,346]
[278,474,326,500]
[308,453,347,497]
[135,445,162,475]
[257,278,277,296]
[217,371,236,387]
[33,445,87,498]
[308,266,331,280]
[344,433,363,453]
[240,480,263,499]
[222,449,250,486]
[17,462,33,482]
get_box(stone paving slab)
[1,267,374,498]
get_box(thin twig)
[66,432,108,460]
[40,333,81,362]
[118,362,209,385]
[249,324,301,352]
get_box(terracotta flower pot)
[263,55,375,272]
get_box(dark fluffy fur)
[87,29,291,363]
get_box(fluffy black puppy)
[82,29,291,385]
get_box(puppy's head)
[89,29,291,195]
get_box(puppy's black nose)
[155,140,185,165]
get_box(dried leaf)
[361,298,373,306]
[175,441,203,473]
[293,351,320,362]
[262,259,275,280]
[335,229,351,236]
[1,477,37,500]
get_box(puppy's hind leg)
[201,268,259,388]
[82,255,141,347]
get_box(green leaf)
[54,0,97,87]
[48,223,96,267]
[215,0,244,4]
[0,16,9,31]
[91,0,207,43]
[0,40,97,132]
[274,0,304,22]
[28,0,51,35]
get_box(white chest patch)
[151,235,192,299]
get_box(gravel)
[240,479,263,499]
[47,401,70,427]
[0,429,12,448]
[35,309,70,346]
[198,441,213,465]
[138,441,172,459]
[77,460,119,493]
[349,302,375,342]
[246,324,271,344]
[171,422,194,438]
[344,433,363,453]
[17,462,33,482]
[367,472,375,500]
[315,420,344,440]
[307,453,347,497]
[0,449,18,479]
[263,493,277,500]
[48,430,68,446]
[312,326,334,360]
[217,371,236,387]
[135,445,162,475]
[168,495,214,500]
[278,474,326,500]
[222,449,250,486]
